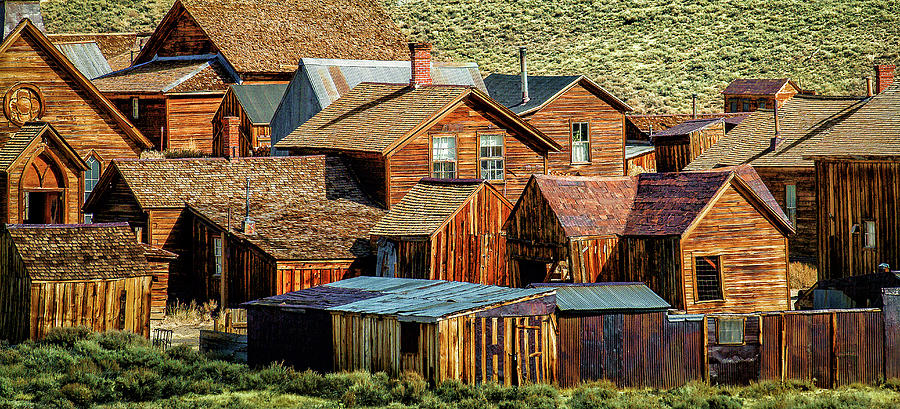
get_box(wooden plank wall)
[7,144,83,224]
[146,259,170,322]
[211,90,269,157]
[568,236,622,283]
[247,307,335,371]
[816,160,900,279]
[505,180,570,287]
[757,167,817,263]
[275,260,357,294]
[681,184,790,314]
[524,83,626,176]
[0,232,31,343]
[626,151,656,174]
[89,174,147,227]
[620,237,683,309]
[654,142,691,173]
[112,97,167,149]
[154,6,218,58]
[166,95,223,153]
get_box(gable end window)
[84,156,101,223]
[571,122,590,164]
[717,317,744,345]
[695,255,724,302]
[757,99,767,110]
[479,133,504,181]
[785,184,797,227]
[431,135,457,179]
[864,220,876,248]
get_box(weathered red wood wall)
[212,90,270,157]
[5,143,83,224]
[626,150,656,174]
[111,97,167,149]
[166,95,223,153]
[756,166,817,263]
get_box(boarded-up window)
[213,237,223,276]
[695,256,723,301]
[785,184,797,227]
[717,317,744,344]
[571,122,590,163]
[864,220,876,248]
[757,99,767,110]
[432,135,457,179]
[400,322,419,354]
[479,134,504,181]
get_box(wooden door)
[514,316,546,385]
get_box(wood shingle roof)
[93,56,238,93]
[802,85,900,158]
[722,78,799,95]
[5,223,150,281]
[0,122,88,171]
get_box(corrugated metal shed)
[230,83,289,124]
[245,276,555,322]
[529,282,670,313]
[54,41,113,80]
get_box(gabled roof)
[0,20,152,149]
[244,276,555,322]
[229,84,289,124]
[298,58,487,109]
[0,122,89,172]
[53,41,112,79]
[370,179,510,238]
[48,32,148,71]
[276,83,560,155]
[84,156,384,261]
[529,283,670,313]
[627,112,749,136]
[524,165,792,238]
[133,0,408,75]
[722,78,800,95]
[4,223,150,281]
[93,55,239,94]
[483,74,633,115]
[800,85,900,159]
[652,117,724,138]
[686,95,869,170]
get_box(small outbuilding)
[652,117,726,172]
[244,276,557,385]
[0,223,159,342]
[370,178,513,286]
[212,84,288,157]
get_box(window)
[717,317,744,344]
[864,220,876,248]
[479,134,504,180]
[728,98,739,113]
[213,237,223,276]
[757,99,767,110]
[400,322,420,354]
[431,135,457,179]
[571,122,590,163]
[134,226,144,243]
[695,255,723,301]
[131,97,139,119]
[785,184,797,227]
[741,99,751,112]
[84,156,101,223]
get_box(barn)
[0,223,159,343]
[505,165,795,313]
[370,178,512,286]
[244,277,557,385]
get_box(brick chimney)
[222,116,241,159]
[875,64,895,94]
[409,42,432,88]
[2,1,44,37]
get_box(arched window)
[84,156,101,223]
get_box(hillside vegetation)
[41,0,900,112]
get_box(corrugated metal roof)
[245,276,554,322]
[301,58,487,109]
[529,282,670,312]
[54,41,112,79]
[230,84,289,124]
[625,141,655,159]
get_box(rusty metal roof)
[529,282,670,313]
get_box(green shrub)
[456,397,495,409]
[280,369,323,396]
[481,383,517,403]
[393,371,428,404]
[320,372,367,400]
[435,379,483,402]
[60,383,94,408]
[198,359,247,385]
[419,395,454,409]
[166,344,204,364]
[258,363,294,387]
[23,374,59,395]
[42,327,95,349]
[346,373,393,407]
[0,347,22,365]
[569,381,618,409]
[707,394,743,409]
[0,378,13,400]
[116,368,162,401]
[882,378,900,392]
[23,345,76,373]
[97,331,148,351]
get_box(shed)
[652,117,726,172]
[505,165,795,314]
[212,83,289,157]
[370,178,512,286]
[244,276,557,385]
[0,223,155,342]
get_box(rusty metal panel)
[809,313,833,388]
[707,315,761,385]
[602,314,624,384]
[885,288,900,379]
[556,316,579,388]
[784,313,811,381]
[759,314,782,381]
[834,311,884,386]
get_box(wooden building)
[722,78,802,113]
[624,141,655,174]
[0,223,159,343]
[212,84,287,157]
[370,178,512,285]
[47,32,149,72]
[270,57,487,154]
[276,44,560,207]
[142,243,178,323]
[652,118,726,172]
[505,165,795,314]
[244,276,557,385]
[83,155,385,305]
[91,0,407,152]
[484,56,634,176]
[625,113,748,142]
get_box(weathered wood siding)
[681,185,790,313]
[275,260,359,294]
[387,101,547,206]
[152,6,217,58]
[626,150,656,174]
[655,124,725,173]
[0,231,31,342]
[247,306,334,371]
[146,259,170,323]
[756,166,817,262]
[816,159,900,279]
[88,173,147,228]
[505,180,569,287]
[0,34,143,159]
[112,97,167,149]
[524,83,625,176]
[212,91,271,157]
[166,95,222,153]
[619,237,683,308]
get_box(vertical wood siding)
[146,260,170,322]
[757,167,817,262]
[166,95,223,153]
[112,97,166,149]
[6,141,83,224]
[211,91,271,157]
[655,125,724,173]
[626,151,656,173]
[275,261,358,294]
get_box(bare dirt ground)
[151,301,218,349]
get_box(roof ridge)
[6,222,130,229]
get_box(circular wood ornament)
[4,83,45,126]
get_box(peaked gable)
[0,122,88,172]
[484,74,633,115]
[0,20,152,154]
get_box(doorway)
[25,191,63,224]
[517,260,551,287]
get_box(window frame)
[570,121,591,164]
[741,99,751,112]
[864,220,876,249]
[757,99,767,110]
[728,98,739,113]
[83,154,102,223]
[430,133,458,179]
[785,184,797,227]
[478,132,505,181]
[213,237,223,277]
[693,254,725,302]
[131,97,139,120]
[716,317,746,345]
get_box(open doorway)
[518,260,551,287]
[24,190,63,224]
